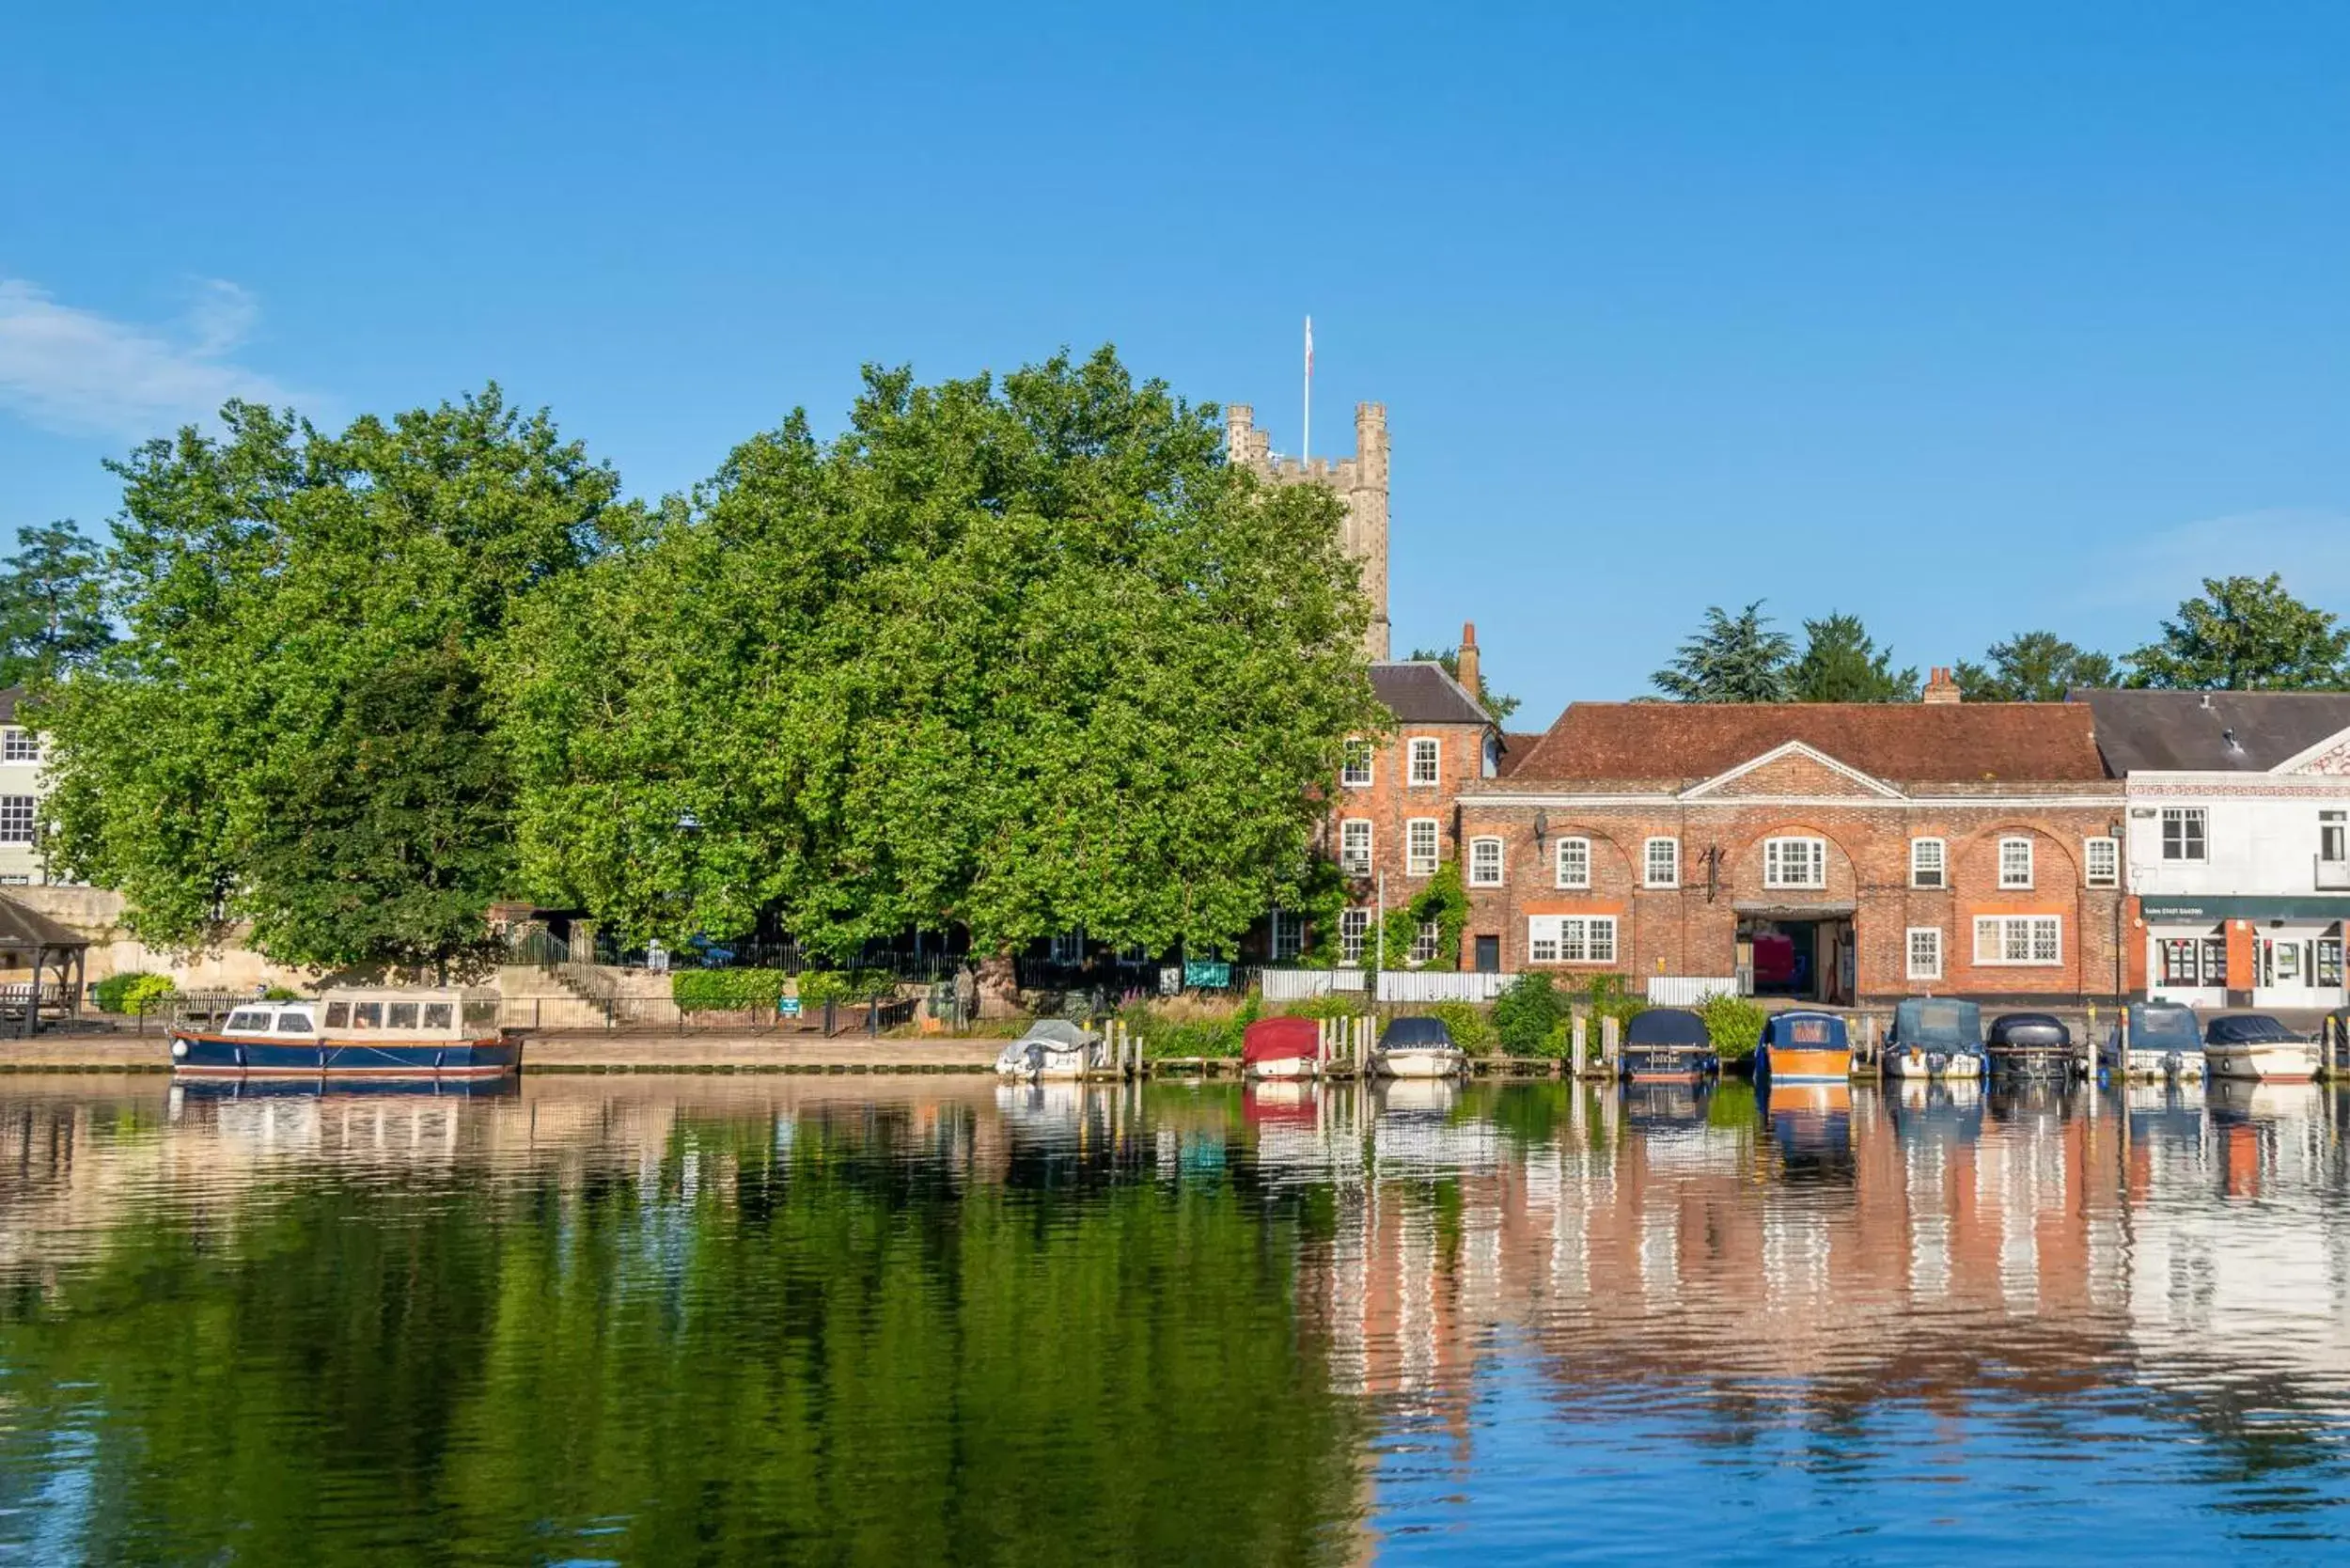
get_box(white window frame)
[1407,737,1440,788]
[1468,836,1505,887]
[1339,819,1373,876]
[0,795,34,847]
[1909,837,1946,889]
[1643,837,1680,889]
[1973,915,2062,967]
[1408,919,1440,965]
[2160,807,2207,862]
[1340,740,1374,789]
[2084,836,2119,888]
[1998,836,2034,890]
[1906,927,1943,981]
[1405,817,1440,877]
[1555,836,1590,889]
[1339,908,1370,965]
[1762,836,1826,889]
[1528,914,1618,965]
[2322,810,2347,865]
[0,729,35,763]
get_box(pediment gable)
[1679,741,1904,801]
[2273,726,2350,776]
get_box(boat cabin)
[214,989,502,1042]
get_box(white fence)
[1260,969,1370,1002]
[1645,976,1742,1006]
[1376,970,1515,1004]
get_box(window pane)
[423,1002,454,1029]
[0,796,34,845]
[324,1002,351,1028]
[1646,839,1677,885]
[1558,839,1589,887]
[386,1002,419,1028]
[1409,739,1438,785]
[352,1002,383,1027]
[2031,918,2060,963]
[1589,918,1617,964]
[275,1012,315,1034]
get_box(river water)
[0,1074,2345,1565]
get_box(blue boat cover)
[1760,1011,1849,1049]
[2128,1003,2202,1052]
[1986,1011,2069,1048]
[1380,1015,1455,1049]
[1623,1009,1711,1048]
[1892,997,1983,1049]
[2205,1013,2297,1045]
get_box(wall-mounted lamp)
[1532,809,1549,848]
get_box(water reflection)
[0,1074,2346,1563]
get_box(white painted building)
[0,688,49,886]
[2085,690,2350,1011]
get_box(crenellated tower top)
[1225,400,1390,661]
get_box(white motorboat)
[1371,1016,1466,1079]
[993,1019,1104,1081]
[2100,1001,2204,1081]
[2202,1013,2321,1084]
[1886,998,1988,1081]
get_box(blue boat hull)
[169,1033,524,1080]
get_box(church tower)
[1223,400,1390,661]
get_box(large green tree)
[1789,611,1918,702]
[2124,573,2350,690]
[39,389,618,973]
[0,520,113,686]
[1652,600,1795,702]
[500,348,1382,958]
[1954,630,2117,701]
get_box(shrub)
[1419,1000,1496,1057]
[1120,994,1259,1058]
[798,969,898,1008]
[94,971,177,1016]
[1697,992,1768,1061]
[1271,991,1371,1022]
[672,968,791,1012]
[1492,973,1564,1056]
[260,985,303,1002]
[1578,974,1648,1061]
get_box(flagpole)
[1303,315,1313,464]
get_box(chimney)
[1456,621,1480,700]
[1922,666,1963,705]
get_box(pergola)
[0,894,88,1040]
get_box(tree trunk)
[976,950,1020,1020]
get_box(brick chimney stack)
[1456,621,1480,700]
[1921,666,1963,704]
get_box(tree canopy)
[0,521,113,687]
[498,347,1382,957]
[1788,612,1918,702]
[39,389,618,973]
[2123,573,2350,691]
[1653,601,1796,702]
[1954,631,2117,702]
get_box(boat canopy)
[2205,1013,2298,1045]
[1242,1016,1322,1064]
[1891,997,1983,1049]
[2128,1002,2202,1052]
[1379,1015,1455,1050]
[1759,1010,1849,1050]
[1019,1019,1101,1050]
[223,988,501,1040]
[1623,1008,1711,1048]
[1987,1011,2070,1048]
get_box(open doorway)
[1738,913,1855,1005]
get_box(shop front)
[2139,897,2350,1011]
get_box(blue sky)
[5,2,2346,724]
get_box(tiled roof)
[1509,702,2111,787]
[2076,689,2350,774]
[1496,730,1546,777]
[0,892,87,951]
[1369,662,1491,727]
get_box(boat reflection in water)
[1759,1079,1855,1183]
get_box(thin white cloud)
[2090,507,2350,611]
[0,277,295,438]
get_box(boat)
[1753,1010,1852,1084]
[2202,1013,2322,1084]
[2100,1000,2204,1081]
[992,1018,1103,1080]
[1618,1007,1717,1082]
[1371,1015,1466,1079]
[1242,1015,1323,1080]
[167,989,521,1081]
[1985,1011,2076,1081]
[1884,997,1987,1080]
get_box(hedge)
[672,969,791,1012]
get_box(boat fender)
[434,1049,446,1072]
[170,1038,187,1060]
[234,1043,244,1069]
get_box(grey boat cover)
[1987,1011,2069,1048]
[1020,1019,1102,1050]
[1891,997,1982,1050]
[2127,1003,2201,1052]
[1379,1016,1455,1050]
[1623,1009,1710,1048]
[2206,1013,2297,1045]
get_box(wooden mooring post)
[1600,1015,1621,1078]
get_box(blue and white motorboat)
[2100,1001,2204,1082]
[168,990,522,1081]
[1884,998,1987,1081]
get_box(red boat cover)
[1242,1016,1323,1065]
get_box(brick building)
[1310,632,1501,965]
[1451,683,2130,1005]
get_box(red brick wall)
[1454,795,2128,1002]
[1328,720,1493,894]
